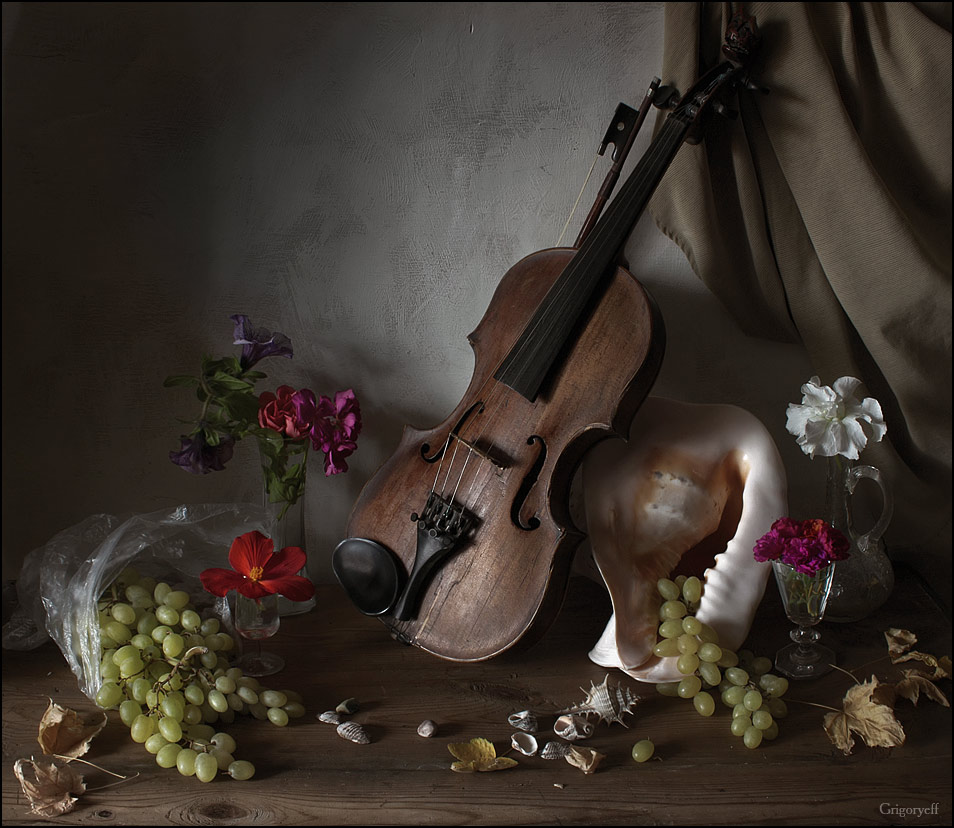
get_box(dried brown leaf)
[884,628,917,658]
[13,757,85,816]
[565,746,606,774]
[824,676,905,755]
[37,699,108,760]
[895,669,952,708]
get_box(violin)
[334,12,764,661]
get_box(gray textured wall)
[2,2,818,585]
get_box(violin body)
[344,247,663,660]
[338,9,763,661]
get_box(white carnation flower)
[785,376,886,460]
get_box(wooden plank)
[3,568,950,825]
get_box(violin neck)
[494,114,691,401]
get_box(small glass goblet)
[233,592,284,677]
[772,560,836,679]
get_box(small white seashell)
[539,740,571,760]
[318,710,344,724]
[510,732,539,756]
[554,714,594,741]
[336,721,371,744]
[507,710,538,732]
[336,697,360,714]
[417,719,437,738]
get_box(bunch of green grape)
[653,575,789,749]
[93,566,306,782]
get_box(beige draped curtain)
[648,2,951,595]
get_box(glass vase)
[258,437,316,616]
[772,560,836,679]
[823,456,894,623]
[233,592,284,677]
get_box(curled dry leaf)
[823,676,905,755]
[564,746,606,774]
[37,699,107,760]
[447,737,518,773]
[13,757,85,817]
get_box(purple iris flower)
[169,434,235,474]
[230,314,293,370]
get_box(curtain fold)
[648,2,951,590]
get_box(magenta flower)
[258,385,318,439]
[753,517,850,575]
[169,433,235,475]
[231,314,293,370]
[310,389,362,475]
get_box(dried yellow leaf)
[824,676,905,755]
[13,757,85,817]
[37,700,107,761]
[447,737,517,772]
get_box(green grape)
[207,690,229,713]
[130,714,157,743]
[653,638,681,658]
[730,715,751,737]
[676,653,700,675]
[162,633,185,659]
[698,661,722,688]
[677,634,699,654]
[103,621,132,645]
[156,742,182,769]
[228,760,256,781]
[267,707,289,727]
[180,610,201,632]
[743,690,764,712]
[631,739,655,763]
[698,642,722,663]
[659,600,688,620]
[655,682,680,698]
[176,748,198,777]
[693,691,715,717]
[751,656,773,675]
[282,702,306,719]
[676,675,702,699]
[656,578,680,601]
[742,726,763,749]
[194,752,219,783]
[725,667,749,686]
[681,576,702,605]
[752,710,774,730]
[95,682,124,709]
[119,699,142,727]
[681,616,702,636]
[658,619,684,638]
[158,716,183,743]
[110,602,137,626]
[260,690,288,708]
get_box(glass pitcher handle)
[846,464,893,550]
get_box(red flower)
[200,530,315,601]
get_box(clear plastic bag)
[1,503,272,700]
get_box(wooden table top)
[3,566,951,826]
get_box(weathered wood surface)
[3,568,951,826]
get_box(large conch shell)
[582,397,787,683]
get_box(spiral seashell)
[417,719,437,738]
[507,710,538,732]
[553,714,594,741]
[539,740,571,760]
[336,721,371,744]
[318,710,344,724]
[510,732,539,756]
